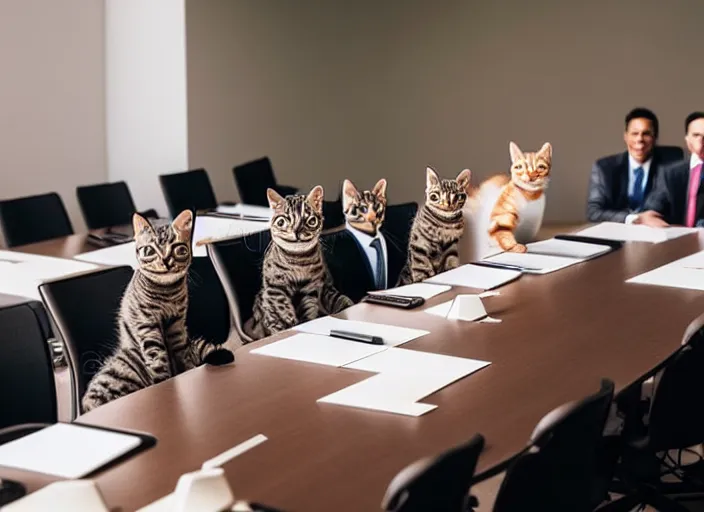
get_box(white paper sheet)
[293,317,429,347]
[627,265,704,291]
[482,251,583,274]
[317,373,439,416]
[0,423,143,478]
[0,251,98,299]
[343,347,491,380]
[425,264,521,290]
[576,222,698,243]
[368,282,452,300]
[75,242,139,268]
[525,238,611,259]
[250,333,388,367]
[216,204,273,219]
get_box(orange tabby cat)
[464,141,552,257]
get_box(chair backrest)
[233,157,278,206]
[76,181,138,230]
[207,230,271,343]
[39,266,134,418]
[159,168,218,218]
[490,379,615,512]
[0,295,56,429]
[381,202,418,286]
[647,313,704,451]
[322,195,345,230]
[0,192,73,248]
[655,145,685,165]
[186,256,232,346]
[382,434,485,512]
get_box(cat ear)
[372,178,387,200]
[538,142,553,161]
[307,185,325,213]
[509,141,524,163]
[455,169,471,192]
[132,212,154,238]
[267,188,285,210]
[342,179,359,209]
[426,167,440,189]
[171,209,194,238]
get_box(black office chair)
[322,193,345,230]
[469,379,615,512]
[382,202,418,287]
[76,181,158,229]
[159,168,219,219]
[233,157,298,207]
[600,314,704,512]
[207,230,271,344]
[0,295,57,429]
[0,192,73,247]
[39,266,133,418]
[382,434,485,512]
[655,145,685,166]
[186,256,232,346]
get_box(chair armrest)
[274,185,298,197]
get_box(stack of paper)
[425,264,521,290]
[481,251,584,275]
[369,282,452,299]
[293,317,429,347]
[318,348,491,417]
[0,251,98,300]
[576,222,698,243]
[525,238,612,259]
[75,242,139,269]
[627,249,704,291]
[192,216,269,256]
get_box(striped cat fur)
[397,167,471,285]
[81,210,233,412]
[246,186,353,341]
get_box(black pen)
[554,234,623,250]
[330,330,384,345]
[206,212,270,222]
[471,261,542,273]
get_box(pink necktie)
[687,164,703,227]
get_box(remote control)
[362,293,425,309]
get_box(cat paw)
[509,244,527,253]
[203,348,235,366]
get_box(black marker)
[330,330,384,345]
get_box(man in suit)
[635,112,704,226]
[586,108,684,223]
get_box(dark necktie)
[629,167,645,211]
[370,238,387,290]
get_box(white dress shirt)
[691,153,703,170]
[624,155,652,224]
[345,222,388,288]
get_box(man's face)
[686,118,704,159]
[623,118,655,163]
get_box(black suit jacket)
[586,150,675,223]
[643,160,704,225]
[322,227,406,303]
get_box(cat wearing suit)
[323,179,406,303]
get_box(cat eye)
[173,244,189,258]
[307,216,319,227]
[429,193,440,202]
[538,164,547,170]
[457,193,467,201]
[138,246,156,258]
[360,206,368,214]
[275,217,288,228]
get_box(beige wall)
[0,0,106,232]
[186,0,704,222]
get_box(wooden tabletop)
[3,226,704,511]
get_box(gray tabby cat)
[397,167,471,285]
[81,210,234,412]
[342,178,387,235]
[246,186,353,341]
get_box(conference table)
[4,223,704,511]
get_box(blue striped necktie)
[370,238,387,290]
[630,166,645,211]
